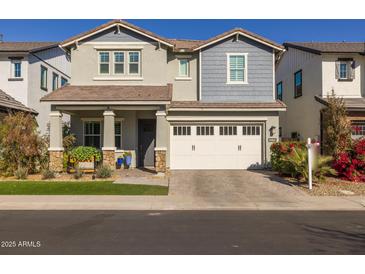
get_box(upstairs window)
[335,59,355,80]
[114,52,124,74]
[11,60,22,78]
[227,53,247,84]
[52,72,59,91]
[276,81,283,101]
[99,52,110,74]
[178,59,189,77]
[128,51,140,74]
[61,77,68,87]
[294,70,302,98]
[40,65,48,91]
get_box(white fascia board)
[193,31,284,52]
[61,23,174,48]
[168,108,286,112]
[166,116,269,122]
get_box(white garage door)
[170,124,263,170]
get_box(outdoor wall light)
[269,126,276,137]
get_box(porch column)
[102,110,116,170]
[48,111,64,172]
[155,109,168,173]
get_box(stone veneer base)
[49,150,64,172]
[103,150,116,170]
[155,150,166,173]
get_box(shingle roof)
[0,89,37,114]
[169,100,286,109]
[0,42,58,52]
[284,42,365,54]
[60,19,283,52]
[40,84,173,102]
[315,95,365,110]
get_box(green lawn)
[0,181,168,195]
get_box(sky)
[1,19,365,43]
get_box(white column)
[49,111,64,151]
[102,110,115,151]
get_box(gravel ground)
[289,177,365,196]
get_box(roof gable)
[284,42,365,54]
[61,19,174,48]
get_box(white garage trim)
[170,122,266,170]
[166,116,268,122]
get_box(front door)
[138,119,156,167]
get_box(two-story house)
[276,42,365,143]
[41,19,286,172]
[0,41,71,133]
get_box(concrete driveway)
[168,170,308,208]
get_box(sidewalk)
[0,194,364,210]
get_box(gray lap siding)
[201,36,274,102]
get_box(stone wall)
[155,150,166,173]
[49,150,64,172]
[103,150,116,170]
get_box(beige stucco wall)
[276,47,323,141]
[321,53,365,98]
[167,52,198,101]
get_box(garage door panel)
[170,124,263,170]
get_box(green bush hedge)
[69,146,102,162]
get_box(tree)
[321,91,352,156]
[0,112,48,175]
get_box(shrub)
[41,169,56,180]
[321,92,352,156]
[271,141,336,182]
[95,164,112,178]
[0,112,48,175]
[69,146,102,162]
[333,138,365,181]
[14,167,28,180]
[73,168,83,179]
[270,141,306,175]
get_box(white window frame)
[339,61,349,80]
[11,60,22,78]
[98,51,110,75]
[82,120,102,148]
[178,59,190,78]
[113,52,125,75]
[115,119,123,150]
[52,72,59,91]
[128,51,141,75]
[226,53,248,85]
[40,65,48,90]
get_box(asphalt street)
[0,210,364,254]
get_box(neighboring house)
[0,41,71,133]
[0,88,37,120]
[41,19,286,172]
[276,42,365,142]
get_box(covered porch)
[41,85,172,173]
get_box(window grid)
[352,121,365,136]
[228,54,246,83]
[114,52,124,74]
[99,52,110,74]
[242,126,261,136]
[115,121,122,150]
[196,126,214,136]
[219,126,237,136]
[84,122,101,148]
[128,51,140,74]
[173,126,191,136]
[339,63,348,79]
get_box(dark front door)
[138,119,156,167]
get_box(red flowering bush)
[270,141,306,175]
[333,138,365,181]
